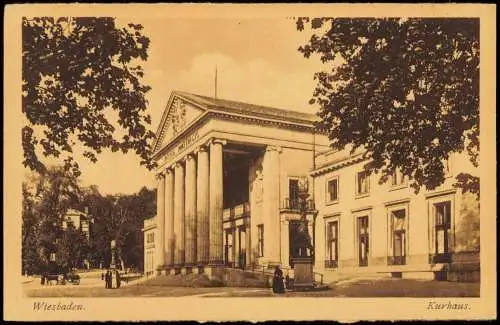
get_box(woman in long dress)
[272,265,285,294]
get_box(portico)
[148,91,328,275]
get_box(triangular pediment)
[153,92,207,153]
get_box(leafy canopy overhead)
[297,18,479,196]
[22,17,156,175]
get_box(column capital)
[266,145,282,153]
[194,145,209,154]
[155,172,165,180]
[209,138,227,147]
[175,161,184,168]
[165,167,174,175]
[186,153,195,161]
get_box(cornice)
[152,110,323,160]
[311,153,367,177]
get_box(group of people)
[102,269,121,289]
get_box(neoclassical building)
[312,148,479,282]
[145,91,329,276]
[144,91,479,282]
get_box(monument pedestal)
[291,257,314,291]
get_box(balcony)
[223,202,250,220]
[387,256,406,266]
[324,260,338,269]
[281,197,315,212]
[429,253,451,264]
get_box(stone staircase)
[140,266,327,289]
[139,273,225,287]
[139,268,272,288]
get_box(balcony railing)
[223,202,250,220]
[387,256,406,266]
[324,260,338,269]
[429,253,451,264]
[282,198,315,211]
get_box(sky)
[37,17,327,195]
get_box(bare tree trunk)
[118,248,126,271]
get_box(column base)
[208,259,225,267]
[205,265,226,281]
[266,260,282,270]
[196,265,206,274]
[169,268,176,276]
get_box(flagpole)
[215,65,218,99]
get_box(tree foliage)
[79,186,156,270]
[22,166,81,274]
[297,18,479,196]
[22,17,156,175]
[22,165,156,274]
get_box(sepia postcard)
[3,3,497,321]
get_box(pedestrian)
[272,265,285,294]
[116,270,121,288]
[101,272,104,281]
[41,273,45,285]
[105,270,110,289]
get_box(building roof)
[152,90,321,155]
[174,91,318,124]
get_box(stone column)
[184,154,197,266]
[196,146,210,265]
[209,139,226,265]
[164,168,175,267]
[174,162,185,266]
[262,145,281,266]
[245,223,252,267]
[155,173,166,271]
[280,219,290,268]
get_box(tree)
[80,186,156,270]
[55,223,90,271]
[22,17,156,176]
[22,183,41,275]
[22,165,81,274]
[297,18,479,197]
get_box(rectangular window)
[289,179,300,210]
[434,201,451,259]
[225,231,234,265]
[390,209,406,265]
[326,220,339,268]
[257,224,264,257]
[327,177,339,203]
[356,171,370,195]
[357,216,369,266]
[391,168,407,187]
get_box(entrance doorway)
[357,216,369,267]
[224,230,234,267]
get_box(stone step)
[140,273,224,287]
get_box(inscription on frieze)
[163,130,200,162]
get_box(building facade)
[146,91,329,275]
[144,91,479,281]
[312,148,480,282]
[143,217,157,276]
[62,208,91,240]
